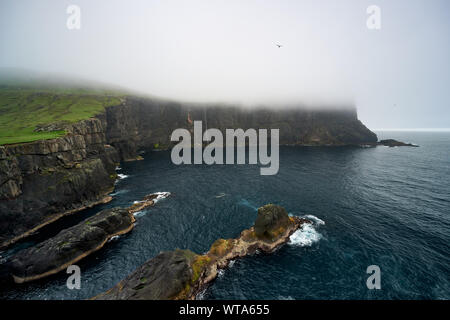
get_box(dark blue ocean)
[1,131,449,300]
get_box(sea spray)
[132,192,171,216]
[289,215,324,247]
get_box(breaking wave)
[289,215,324,247]
[132,192,171,217]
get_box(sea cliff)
[0,96,377,248]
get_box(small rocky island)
[94,204,311,300]
[8,193,164,284]
[378,139,419,147]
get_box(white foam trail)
[229,260,235,268]
[110,189,129,196]
[115,166,122,171]
[289,215,324,247]
[196,289,207,300]
[278,295,294,300]
[108,235,120,242]
[218,269,225,278]
[305,215,325,226]
[117,174,128,180]
[215,192,226,198]
[133,211,145,217]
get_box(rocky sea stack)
[94,204,310,300]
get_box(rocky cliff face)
[0,118,119,248]
[105,97,377,159]
[0,96,377,248]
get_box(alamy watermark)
[66,265,81,290]
[170,121,279,175]
[367,5,381,30]
[66,5,81,30]
[366,265,381,289]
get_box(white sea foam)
[108,235,120,242]
[117,174,128,179]
[278,295,294,300]
[229,260,235,268]
[215,192,226,198]
[196,289,207,300]
[152,192,171,203]
[132,192,171,217]
[218,269,225,278]
[289,215,324,247]
[304,214,325,226]
[110,189,129,196]
[133,211,145,217]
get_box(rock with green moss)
[95,204,311,300]
[254,204,291,239]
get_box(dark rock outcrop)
[254,204,291,238]
[378,139,418,147]
[95,249,197,300]
[9,207,135,283]
[94,204,310,300]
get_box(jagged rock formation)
[94,204,310,300]
[254,204,292,238]
[6,192,165,283]
[0,96,376,248]
[9,207,135,283]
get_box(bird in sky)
[276,44,282,48]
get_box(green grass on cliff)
[0,87,124,145]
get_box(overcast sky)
[1,0,449,129]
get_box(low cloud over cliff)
[1,0,449,127]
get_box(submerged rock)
[94,204,311,300]
[9,207,135,283]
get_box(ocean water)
[0,131,449,300]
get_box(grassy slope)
[0,86,123,145]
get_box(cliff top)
[0,86,123,145]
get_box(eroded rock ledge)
[94,204,311,300]
[8,193,163,284]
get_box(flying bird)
[276,44,282,48]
